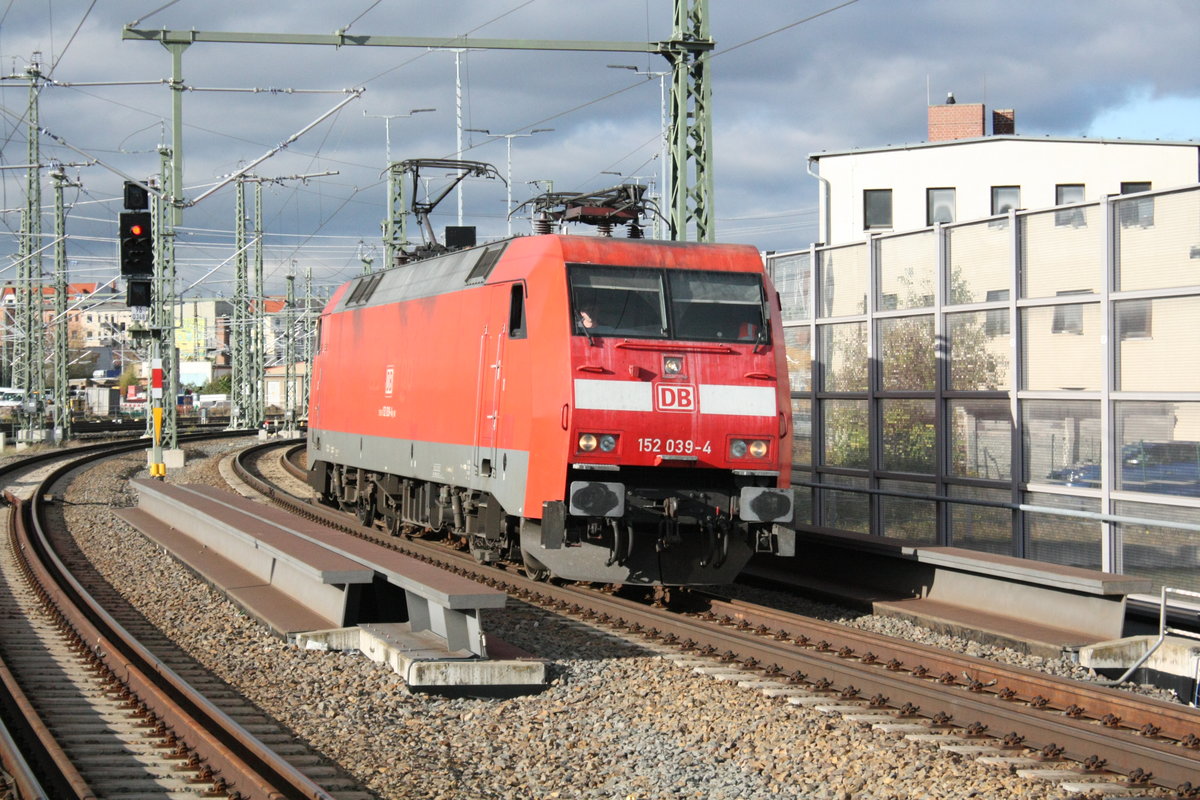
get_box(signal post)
[121,180,179,479]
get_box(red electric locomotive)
[307,231,794,585]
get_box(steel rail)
[0,428,242,485]
[282,441,307,481]
[702,595,1200,744]
[578,597,1200,788]
[237,440,1200,793]
[0,432,247,798]
[0,652,73,798]
[4,432,335,800]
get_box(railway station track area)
[236,439,1200,796]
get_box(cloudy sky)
[1,0,1197,297]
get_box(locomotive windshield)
[569,264,768,343]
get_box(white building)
[807,101,1200,245]
[767,98,1200,594]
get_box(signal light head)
[118,211,154,276]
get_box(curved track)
[0,434,358,799]
[241,438,1200,796]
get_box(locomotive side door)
[473,285,508,479]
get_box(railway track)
[241,438,1200,797]
[0,435,372,799]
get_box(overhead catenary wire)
[705,0,860,62]
[2,0,855,300]
[45,0,97,78]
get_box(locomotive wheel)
[521,551,551,582]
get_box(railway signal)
[119,211,154,276]
[123,180,149,210]
[125,277,152,307]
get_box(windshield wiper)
[753,322,767,354]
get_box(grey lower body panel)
[308,427,530,517]
[310,428,792,586]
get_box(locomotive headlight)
[729,439,768,459]
[599,434,618,452]
[578,433,599,452]
[663,356,683,375]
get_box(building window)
[1051,290,1090,334]
[926,188,955,225]
[991,186,1020,215]
[1055,184,1085,227]
[1119,181,1154,228]
[864,189,892,230]
[985,289,1010,336]
[1117,299,1152,340]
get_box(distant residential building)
[176,298,234,362]
[807,98,1200,245]
[264,361,310,418]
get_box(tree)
[822,266,1004,476]
[199,374,231,395]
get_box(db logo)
[655,383,696,412]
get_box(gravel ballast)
[52,440,1173,799]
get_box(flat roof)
[809,134,1200,160]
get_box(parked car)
[1049,441,1200,497]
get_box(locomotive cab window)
[668,270,767,343]
[508,282,526,339]
[570,265,667,337]
[568,264,768,343]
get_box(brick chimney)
[928,93,985,141]
[992,108,1016,135]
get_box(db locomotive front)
[306,233,794,585]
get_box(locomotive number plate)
[637,438,712,455]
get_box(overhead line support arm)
[122,3,716,241]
